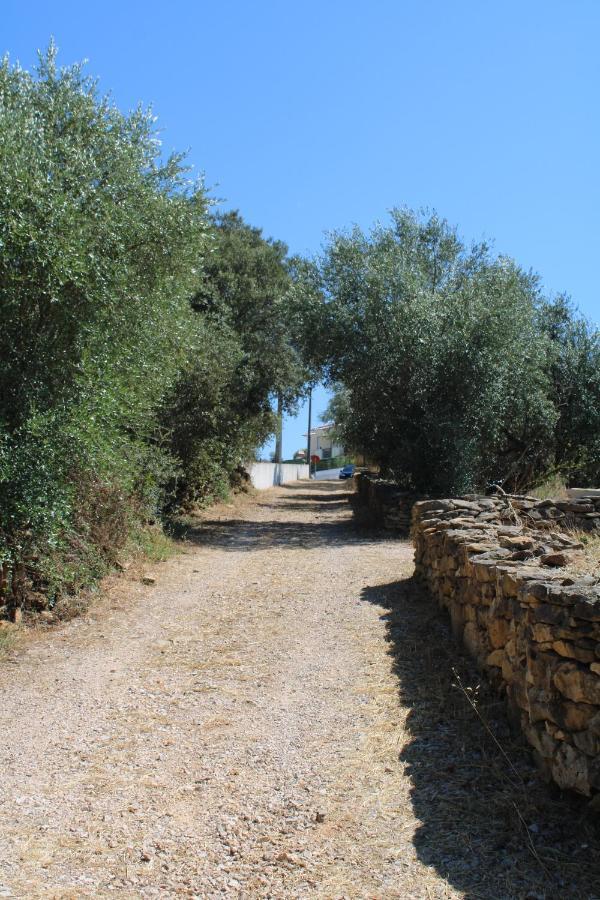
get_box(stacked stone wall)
[504,494,600,532]
[352,473,600,534]
[412,496,600,796]
[351,473,418,533]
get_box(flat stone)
[556,702,598,732]
[574,729,600,756]
[499,535,536,551]
[488,617,510,649]
[552,640,596,664]
[541,552,569,568]
[415,499,454,513]
[486,648,504,667]
[554,662,600,705]
[551,742,590,796]
[453,499,483,512]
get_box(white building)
[303,423,346,461]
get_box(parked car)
[338,464,355,480]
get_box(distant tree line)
[291,210,600,495]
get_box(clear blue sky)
[3,1,599,458]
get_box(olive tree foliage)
[292,209,571,495]
[0,45,209,579]
[538,296,600,486]
[162,210,310,505]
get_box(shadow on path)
[184,516,388,552]
[279,491,349,503]
[361,577,600,900]
[181,482,399,552]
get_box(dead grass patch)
[565,530,600,578]
[530,473,569,500]
[0,623,19,657]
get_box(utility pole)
[275,393,283,464]
[306,387,312,478]
[274,393,283,486]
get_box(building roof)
[303,422,335,437]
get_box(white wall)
[314,467,342,480]
[247,462,310,489]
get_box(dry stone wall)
[351,474,418,533]
[352,473,600,534]
[412,496,600,796]
[501,493,600,532]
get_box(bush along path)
[1,481,600,899]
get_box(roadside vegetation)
[293,210,600,496]
[1,46,598,619]
[0,46,308,617]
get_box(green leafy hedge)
[0,47,306,613]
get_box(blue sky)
[3,1,599,458]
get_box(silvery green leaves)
[295,209,597,495]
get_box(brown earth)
[0,481,599,899]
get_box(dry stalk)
[452,667,557,886]
[451,668,522,788]
[491,484,522,528]
[511,800,554,883]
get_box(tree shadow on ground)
[361,577,600,900]
[177,482,398,552]
[279,491,350,503]
[270,499,349,512]
[181,513,394,553]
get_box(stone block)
[500,534,536,550]
[527,687,558,724]
[532,603,569,626]
[486,648,504,667]
[553,662,600,705]
[526,649,561,691]
[473,560,497,582]
[502,658,515,684]
[488,617,510,649]
[415,499,454,513]
[551,742,591,795]
[523,721,558,759]
[541,552,569,567]
[552,640,596,664]
[531,622,554,643]
[463,621,487,663]
[573,729,600,756]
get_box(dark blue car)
[338,464,355,479]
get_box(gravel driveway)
[0,481,598,898]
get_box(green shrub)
[0,48,309,613]
[0,44,208,603]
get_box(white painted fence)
[247,462,309,489]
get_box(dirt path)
[0,482,598,899]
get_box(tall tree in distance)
[164,211,309,504]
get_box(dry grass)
[565,531,600,578]
[530,473,569,500]
[0,623,18,657]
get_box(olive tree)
[295,209,560,494]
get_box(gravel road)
[0,481,598,899]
